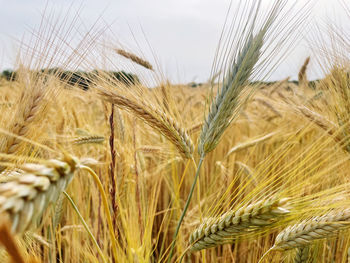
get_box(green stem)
[167,156,205,262]
[63,191,109,263]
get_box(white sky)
[0,0,348,84]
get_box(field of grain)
[0,1,350,262]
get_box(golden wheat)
[189,197,290,251]
[0,154,79,233]
[98,88,194,158]
[273,209,350,251]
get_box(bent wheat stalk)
[98,89,194,158]
[0,221,26,263]
[189,197,290,251]
[273,209,350,251]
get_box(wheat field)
[0,0,350,262]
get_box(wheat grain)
[294,246,310,263]
[189,197,290,251]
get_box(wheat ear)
[98,89,194,158]
[225,132,276,157]
[297,106,341,142]
[273,209,350,251]
[168,4,283,260]
[189,197,290,251]
[198,32,264,156]
[2,86,45,155]
[72,135,105,145]
[0,155,78,234]
[115,49,154,70]
[294,246,310,263]
[270,77,290,95]
[298,57,310,87]
[254,98,282,118]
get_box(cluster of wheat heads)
[2,1,350,263]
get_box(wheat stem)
[167,157,204,263]
[80,166,119,262]
[0,221,25,263]
[63,191,108,263]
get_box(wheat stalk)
[189,197,290,251]
[98,89,194,158]
[0,221,26,263]
[0,155,78,234]
[273,209,350,251]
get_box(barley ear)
[273,209,350,251]
[98,89,194,158]
[198,22,271,156]
[189,197,290,251]
[115,49,154,71]
[0,156,78,234]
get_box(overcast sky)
[0,0,348,84]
